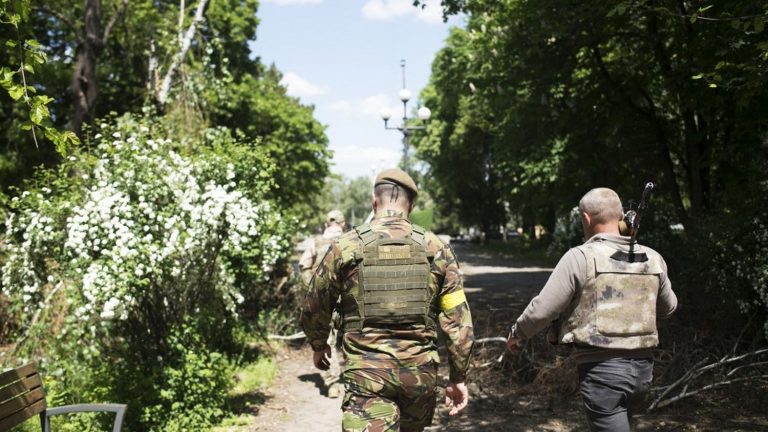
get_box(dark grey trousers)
[577,357,653,432]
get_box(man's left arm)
[656,259,678,319]
[432,240,474,415]
[300,243,341,355]
[433,241,474,380]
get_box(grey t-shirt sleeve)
[514,248,586,339]
[656,257,677,319]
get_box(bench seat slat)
[0,374,43,405]
[0,363,38,387]
[0,398,46,431]
[0,387,46,421]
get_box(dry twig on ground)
[649,348,768,410]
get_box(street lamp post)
[380,59,431,173]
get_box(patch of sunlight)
[231,356,278,396]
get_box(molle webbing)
[342,223,435,331]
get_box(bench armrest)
[43,403,127,432]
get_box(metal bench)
[0,363,126,431]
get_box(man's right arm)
[513,248,583,340]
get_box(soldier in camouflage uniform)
[301,168,474,432]
[299,209,347,398]
[507,188,678,432]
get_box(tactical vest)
[340,223,437,331]
[549,241,663,350]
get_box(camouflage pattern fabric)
[341,363,437,432]
[299,225,345,286]
[301,209,474,383]
[555,241,663,349]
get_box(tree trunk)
[72,0,103,137]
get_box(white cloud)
[360,94,393,117]
[332,144,401,178]
[329,100,352,114]
[362,0,443,24]
[327,94,401,120]
[262,0,322,5]
[281,72,328,98]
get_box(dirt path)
[248,243,768,432]
[247,347,341,431]
[249,243,561,431]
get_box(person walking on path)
[299,209,347,398]
[507,187,678,432]
[301,168,475,431]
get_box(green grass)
[231,357,278,395]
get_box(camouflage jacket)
[298,225,345,287]
[300,209,475,383]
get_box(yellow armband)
[440,290,467,311]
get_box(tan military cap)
[374,168,418,197]
[326,209,345,224]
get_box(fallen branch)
[654,375,768,409]
[476,336,507,344]
[649,348,768,411]
[268,331,306,340]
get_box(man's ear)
[582,212,592,227]
[371,193,378,212]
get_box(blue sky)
[249,0,462,179]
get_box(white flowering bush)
[1,113,295,430]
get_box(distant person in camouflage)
[301,168,475,432]
[298,209,347,398]
[299,209,347,286]
[506,188,678,432]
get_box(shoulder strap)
[410,224,426,246]
[354,223,378,246]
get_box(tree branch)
[11,282,65,356]
[654,375,768,409]
[34,6,83,42]
[649,349,768,411]
[101,0,129,46]
[157,0,208,106]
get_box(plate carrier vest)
[340,223,437,331]
[548,241,663,350]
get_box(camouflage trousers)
[341,363,437,432]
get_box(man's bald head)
[373,182,414,214]
[579,188,624,224]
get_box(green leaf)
[691,73,704,80]
[708,83,718,88]
[755,17,765,33]
[5,40,17,48]
[25,39,41,49]
[7,85,24,100]
[30,102,49,125]
[35,95,54,105]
